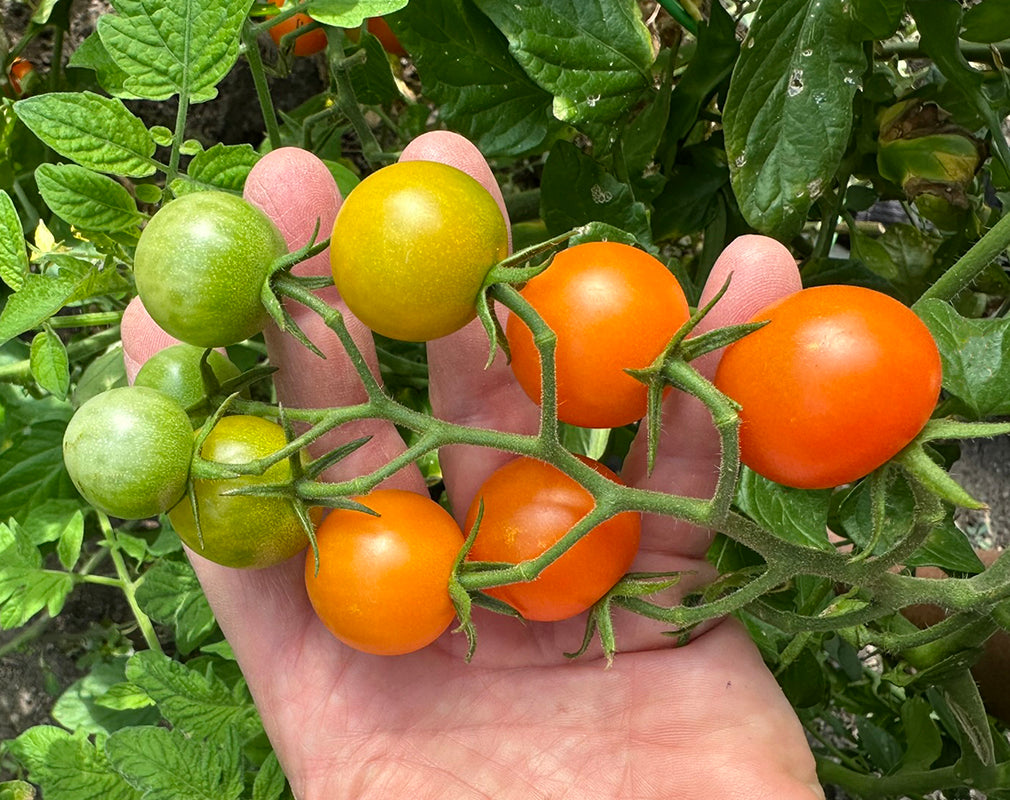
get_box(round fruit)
[305,489,465,655]
[168,415,311,569]
[134,191,287,348]
[133,344,241,422]
[62,386,194,519]
[330,160,509,341]
[713,284,943,489]
[506,241,690,428]
[464,456,641,622]
[266,0,328,56]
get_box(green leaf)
[52,659,162,736]
[0,779,36,800]
[0,190,29,291]
[917,298,1010,420]
[35,164,144,233]
[21,499,87,545]
[837,471,985,573]
[346,30,401,107]
[0,417,79,523]
[74,346,128,409]
[105,726,244,800]
[9,726,143,800]
[30,327,71,399]
[724,0,865,239]
[735,468,834,551]
[135,559,218,654]
[68,30,141,99]
[125,650,261,743]
[540,140,652,244]
[0,270,96,346]
[960,0,1010,45]
[652,143,730,241]
[169,143,261,196]
[0,519,73,625]
[97,0,254,103]
[14,93,156,177]
[310,0,407,27]
[849,222,942,303]
[251,751,288,800]
[390,0,563,157]
[473,0,653,125]
[855,715,903,774]
[850,0,904,39]
[900,697,944,771]
[56,508,85,569]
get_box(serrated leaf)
[95,682,158,712]
[724,0,865,239]
[56,508,85,570]
[917,298,1010,420]
[251,751,287,800]
[125,650,261,742]
[52,660,162,735]
[68,31,142,99]
[30,327,71,399]
[0,417,79,523]
[735,468,834,551]
[35,163,144,233]
[14,93,156,177]
[0,190,29,290]
[169,143,261,195]
[20,499,87,545]
[310,0,406,27]
[9,726,143,800]
[105,726,244,800]
[135,559,218,653]
[474,0,653,125]
[97,0,253,103]
[540,140,652,243]
[0,518,72,626]
[391,0,563,157]
[0,270,95,346]
[837,470,984,573]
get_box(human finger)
[401,131,540,521]
[243,147,426,492]
[622,235,802,558]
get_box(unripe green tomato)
[134,191,287,348]
[62,386,194,519]
[134,344,241,422]
[330,160,509,341]
[168,415,312,569]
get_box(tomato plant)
[134,191,287,348]
[62,386,194,520]
[330,160,509,341]
[304,489,465,655]
[464,456,641,622]
[714,285,943,490]
[506,241,691,429]
[168,415,312,569]
[133,343,241,423]
[265,0,327,56]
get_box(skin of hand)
[121,134,824,800]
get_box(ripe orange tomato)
[7,58,33,96]
[305,490,465,655]
[713,284,942,489]
[266,0,327,56]
[506,241,690,428]
[464,456,641,622]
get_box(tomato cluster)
[62,135,945,659]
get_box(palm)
[193,552,821,800]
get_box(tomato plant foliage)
[4,0,1010,797]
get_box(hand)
[122,134,824,800]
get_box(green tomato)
[134,344,241,423]
[62,386,194,519]
[168,415,312,569]
[134,191,287,348]
[330,160,509,341]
